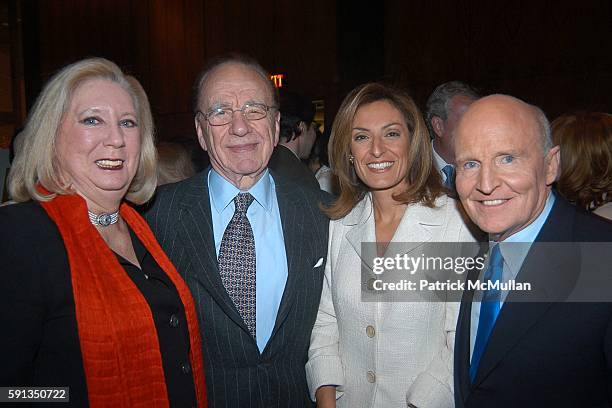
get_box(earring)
[349,155,354,164]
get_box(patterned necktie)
[218,192,256,339]
[442,164,456,192]
[470,243,503,382]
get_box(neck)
[433,138,454,165]
[78,192,122,216]
[222,169,265,191]
[371,189,407,224]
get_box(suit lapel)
[269,176,308,337]
[344,194,439,270]
[178,171,250,333]
[471,197,579,386]
[455,254,484,406]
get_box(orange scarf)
[40,193,207,407]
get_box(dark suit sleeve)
[0,205,47,384]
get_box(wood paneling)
[384,0,612,118]
[27,0,338,140]
[20,0,612,140]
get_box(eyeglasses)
[197,103,277,126]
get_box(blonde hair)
[156,142,196,185]
[9,57,157,204]
[326,82,444,220]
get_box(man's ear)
[545,145,561,186]
[431,116,445,138]
[195,115,208,152]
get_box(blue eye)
[81,117,100,126]
[463,161,479,170]
[120,119,138,128]
[500,155,514,164]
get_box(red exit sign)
[270,74,284,88]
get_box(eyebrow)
[352,122,403,132]
[208,100,267,109]
[76,107,136,117]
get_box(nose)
[476,163,500,194]
[104,123,126,148]
[229,110,249,136]
[370,135,385,157]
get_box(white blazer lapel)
[345,195,377,273]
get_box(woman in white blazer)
[306,83,478,407]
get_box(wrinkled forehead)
[200,63,274,109]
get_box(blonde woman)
[0,58,207,406]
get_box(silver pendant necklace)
[88,210,119,227]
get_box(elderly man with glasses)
[144,54,330,407]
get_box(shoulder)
[545,196,612,242]
[0,201,56,235]
[272,170,331,209]
[149,170,207,207]
[0,201,65,261]
[143,170,208,225]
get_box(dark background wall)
[7,0,612,143]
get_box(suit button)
[366,370,376,383]
[169,314,179,328]
[181,362,191,374]
[366,325,375,338]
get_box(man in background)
[268,90,320,191]
[425,81,479,193]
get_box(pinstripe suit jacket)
[144,169,329,408]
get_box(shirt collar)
[491,191,556,279]
[431,139,450,171]
[208,168,275,214]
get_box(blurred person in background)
[157,141,197,185]
[308,127,337,195]
[425,81,479,195]
[551,111,612,220]
[269,90,320,191]
[0,58,207,407]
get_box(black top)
[0,201,196,407]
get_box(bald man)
[452,95,612,407]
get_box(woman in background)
[552,111,612,220]
[306,83,477,407]
[0,58,207,407]
[156,141,196,185]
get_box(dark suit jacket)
[268,145,321,192]
[455,196,612,407]
[144,169,330,407]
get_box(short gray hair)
[425,81,479,138]
[9,57,157,204]
[192,53,277,113]
[532,104,553,154]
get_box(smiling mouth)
[480,199,508,206]
[367,161,394,170]
[95,159,124,170]
[227,143,258,152]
